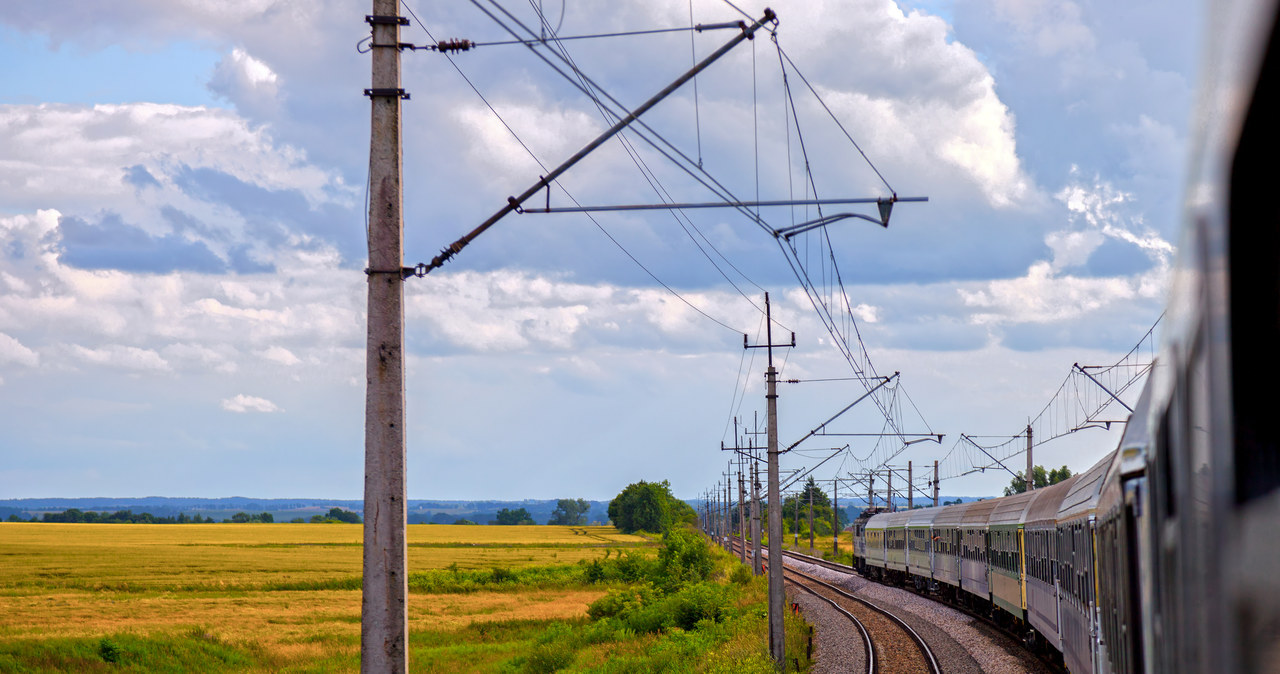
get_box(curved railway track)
[784,565,941,674]
[777,545,1060,673]
[784,574,875,674]
[728,538,941,674]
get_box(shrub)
[97,637,121,664]
[657,528,713,589]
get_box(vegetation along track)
[784,565,941,674]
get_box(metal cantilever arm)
[417,8,778,275]
[775,212,883,239]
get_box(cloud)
[209,47,281,118]
[221,393,281,413]
[1054,168,1175,267]
[0,102,357,269]
[256,345,301,366]
[67,344,171,372]
[0,332,39,367]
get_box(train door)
[1018,526,1027,611]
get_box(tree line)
[8,506,362,524]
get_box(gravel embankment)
[789,585,868,674]
[785,557,1054,674]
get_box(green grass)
[0,524,810,672]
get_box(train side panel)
[1025,476,1080,652]
[1056,451,1115,674]
[989,491,1036,619]
[959,498,998,602]
[931,501,971,588]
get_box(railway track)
[727,538,941,674]
[783,573,875,674]
[784,565,941,674]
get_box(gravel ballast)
[785,557,1054,674]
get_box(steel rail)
[782,564,942,674]
[784,576,876,674]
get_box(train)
[852,1,1280,672]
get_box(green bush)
[657,528,714,590]
[97,637,121,664]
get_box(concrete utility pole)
[832,481,839,557]
[751,451,762,575]
[738,465,746,564]
[362,1,409,671]
[808,486,814,551]
[1026,424,1034,492]
[908,461,913,510]
[794,491,801,546]
[933,460,939,507]
[745,292,794,668]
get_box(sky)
[0,0,1199,502]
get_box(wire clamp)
[364,265,428,280]
[364,88,410,100]
[508,196,524,214]
[365,15,409,26]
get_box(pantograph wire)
[404,1,745,335]
[525,2,770,312]
[475,0,794,330]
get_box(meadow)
[0,523,803,672]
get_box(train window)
[1230,25,1280,502]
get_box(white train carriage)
[1055,450,1116,674]
[1095,384,1152,674]
[880,509,912,573]
[1024,475,1080,653]
[906,505,942,583]
[988,490,1036,620]
[861,511,888,571]
[930,500,970,589]
[959,498,998,601]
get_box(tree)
[607,480,694,534]
[494,507,535,525]
[325,507,361,523]
[548,498,590,526]
[1004,465,1074,496]
[310,508,361,523]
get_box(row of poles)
[700,460,945,557]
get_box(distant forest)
[0,495,991,526]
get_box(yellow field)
[0,523,648,592]
[0,523,656,671]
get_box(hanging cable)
[403,0,746,335]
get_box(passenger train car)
[853,1,1280,671]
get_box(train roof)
[931,500,972,527]
[1117,377,1154,478]
[907,505,944,527]
[882,509,913,527]
[1025,474,1080,527]
[1057,449,1118,522]
[988,489,1037,526]
[960,498,999,526]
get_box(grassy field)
[0,523,663,672]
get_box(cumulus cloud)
[0,102,357,268]
[209,47,281,118]
[0,332,39,367]
[221,393,281,413]
[256,345,301,366]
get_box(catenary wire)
[402,0,746,335]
